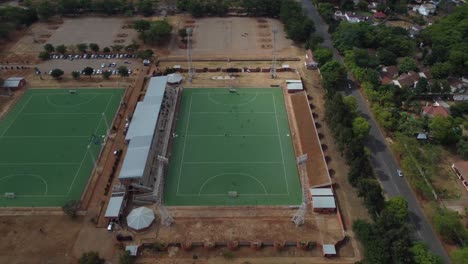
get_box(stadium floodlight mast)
[186,27,195,82]
[270,28,278,79]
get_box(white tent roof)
[167,73,183,84]
[3,77,24,88]
[127,207,155,230]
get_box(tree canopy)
[79,251,105,264]
[139,20,172,44]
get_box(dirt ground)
[0,215,82,264]
[167,15,301,59]
[11,17,138,54]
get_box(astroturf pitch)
[164,88,301,206]
[0,88,123,207]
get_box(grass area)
[164,88,301,206]
[0,88,124,207]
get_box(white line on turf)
[66,94,114,195]
[197,173,268,195]
[0,95,33,137]
[191,111,275,114]
[184,161,282,164]
[187,134,278,137]
[176,94,193,195]
[272,93,289,195]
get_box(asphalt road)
[300,0,450,262]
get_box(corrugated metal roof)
[3,77,24,88]
[119,76,168,180]
[286,80,303,91]
[104,195,125,218]
[310,188,333,196]
[322,244,336,254]
[125,103,161,140]
[312,196,336,209]
[118,136,152,179]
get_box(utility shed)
[322,244,337,257]
[125,245,139,256]
[104,195,125,220]
[3,77,26,90]
[309,188,333,196]
[312,196,336,213]
[286,80,303,93]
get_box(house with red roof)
[422,102,450,117]
[373,11,387,19]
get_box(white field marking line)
[66,94,114,195]
[46,94,98,108]
[197,173,268,195]
[176,94,193,195]
[191,111,275,114]
[22,112,104,115]
[207,92,258,106]
[1,136,90,138]
[272,93,289,195]
[0,162,80,165]
[15,195,66,197]
[0,95,33,137]
[187,134,278,137]
[0,174,48,195]
[193,91,272,95]
[176,193,289,196]
[184,161,282,164]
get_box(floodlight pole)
[186,27,195,82]
[271,28,278,79]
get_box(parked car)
[111,62,116,67]
[397,170,403,177]
[107,221,114,232]
[101,63,106,68]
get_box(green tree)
[377,48,397,66]
[320,61,347,96]
[71,71,80,79]
[414,77,428,94]
[305,33,324,51]
[62,200,80,217]
[352,117,370,140]
[103,47,110,53]
[79,251,105,264]
[56,44,67,54]
[37,0,55,21]
[89,43,99,52]
[119,250,133,264]
[314,47,333,66]
[138,0,155,16]
[50,68,64,79]
[433,207,466,244]
[76,43,88,53]
[133,19,150,32]
[398,57,417,73]
[102,70,111,79]
[111,45,124,52]
[383,196,408,224]
[44,43,54,52]
[118,66,129,77]
[431,62,452,79]
[137,49,153,59]
[410,242,443,264]
[429,116,461,144]
[140,20,172,44]
[178,28,187,40]
[83,67,94,77]
[38,51,50,60]
[451,247,468,264]
[358,179,385,214]
[456,138,468,159]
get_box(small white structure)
[104,193,125,220]
[127,207,155,231]
[167,73,183,84]
[413,3,436,16]
[322,244,337,257]
[125,245,139,256]
[286,80,303,93]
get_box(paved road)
[300,0,450,262]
